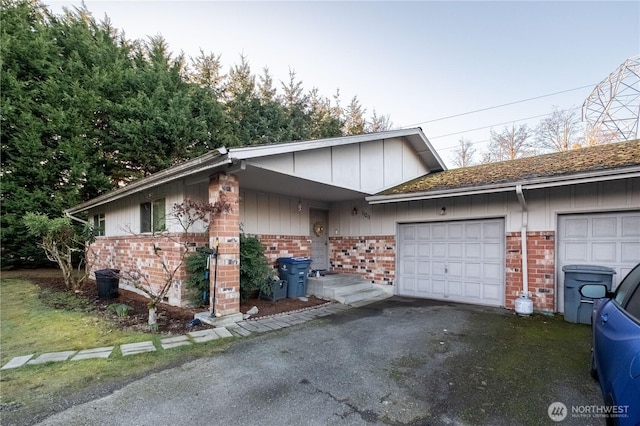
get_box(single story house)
[66,128,640,317]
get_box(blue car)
[581,263,640,426]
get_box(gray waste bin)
[95,269,120,299]
[259,279,288,302]
[562,265,615,324]
[277,257,312,298]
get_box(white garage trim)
[557,210,640,312]
[397,218,505,307]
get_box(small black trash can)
[95,269,120,299]
[259,279,288,301]
[562,264,615,324]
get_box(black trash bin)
[562,265,616,324]
[259,279,288,301]
[277,257,312,298]
[95,269,120,299]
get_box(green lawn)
[0,274,234,423]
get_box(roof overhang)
[66,128,447,215]
[366,166,640,204]
[65,149,231,215]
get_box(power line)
[399,84,594,128]
[432,105,582,151]
[429,106,580,140]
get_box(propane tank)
[515,293,533,316]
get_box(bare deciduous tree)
[483,124,534,163]
[120,196,230,329]
[451,138,476,168]
[535,106,580,152]
[579,123,618,147]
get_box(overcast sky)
[46,1,640,166]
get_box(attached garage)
[557,210,640,312]
[369,140,639,313]
[397,219,505,307]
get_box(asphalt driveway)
[36,297,602,425]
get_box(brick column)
[505,231,556,313]
[209,173,240,316]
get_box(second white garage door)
[557,211,640,312]
[397,219,505,307]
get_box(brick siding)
[329,236,396,285]
[209,173,240,316]
[255,234,311,271]
[506,231,555,312]
[88,233,208,306]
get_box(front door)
[310,209,329,271]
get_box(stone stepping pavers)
[226,324,252,337]
[160,335,192,350]
[188,327,233,343]
[1,301,360,370]
[28,351,77,365]
[71,346,114,361]
[1,354,34,370]
[120,341,156,356]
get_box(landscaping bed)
[6,269,331,334]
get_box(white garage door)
[397,219,505,307]
[557,211,640,312]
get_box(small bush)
[239,234,273,301]
[107,303,132,317]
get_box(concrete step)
[307,274,388,305]
[334,287,385,305]
[307,275,370,299]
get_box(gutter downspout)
[515,185,528,296]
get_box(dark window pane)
[140,202,151,233]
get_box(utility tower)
[582,55,640,142]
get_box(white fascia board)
[366,167,640,205]
[66,150,230,214]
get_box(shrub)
[239,234,273,301]
[184,248,211,307]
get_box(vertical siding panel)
[280,197,292,235]
[383,139,403,187]
[332,144,360,188]
[257,193,269,233]
[243,191,258,234]
[268,195,280,234]
[630,179,640,206]
[360,140,385,192]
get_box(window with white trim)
[140,198,166,233]
[93,213,105,236]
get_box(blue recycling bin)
[562,265,616,324]
[277,257,312,298]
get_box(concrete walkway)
[1,301,359,371]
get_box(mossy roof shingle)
[381,140,640,195]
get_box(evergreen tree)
[0,0,392,268]
[343,96,367,135]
